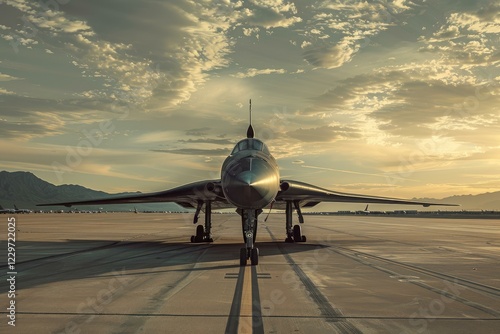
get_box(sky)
[0,0,499,202]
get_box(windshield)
[231,139,270,155]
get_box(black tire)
[190,235,195,243]
[240,248,247,266]
[196,225,204,238]
[293,225,302,242]
[251,248,259,266]
[302,235,307,242]
[285,237,294,243]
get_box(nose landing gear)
[238,209,261,266]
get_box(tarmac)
[0,213,499,333]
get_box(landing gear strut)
[191,201,214,243]
[285,201,306,243]
[238,209,261,266]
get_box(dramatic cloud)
[303,41,357,69]
[287,125,360,142]
[186,128,212,137]
[233,68,286,78]
[1,0,499,198]
[0,88,16,95]
[178,138,234,145]
[300,0,415,68]
[418,3,499,65]
[0,72,21,81]
[151,148,231,156]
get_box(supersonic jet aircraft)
[40,101,457,265]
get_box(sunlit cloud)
[0,0,498,199]
[232,68,286,78]
[0,72,21,81]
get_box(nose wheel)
[240,247,259,266]
[240,248,247,266]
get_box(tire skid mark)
[47,240,217,333]
[114,246,213,334]
[265,226,363,334]
[312,224,500,265]
[332,245,500,297]
[327,246,500,318]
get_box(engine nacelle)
[205,182,222,195]
[280,181,290,192]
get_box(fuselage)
[221,138,280,209]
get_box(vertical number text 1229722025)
[7,217,17,326]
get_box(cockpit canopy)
[231,138,270,155]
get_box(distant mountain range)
[0,170,499,211]
[0,171,184,212]
[414,193,500,211]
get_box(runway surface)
[1,213,499,333]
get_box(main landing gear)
[191,201,214,243]
[238,208,261,266]
[285,201,306,243]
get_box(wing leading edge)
[39,179,457,210]
[37,180,232,209]
[276,180,459,208]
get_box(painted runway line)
[225,265,264,334]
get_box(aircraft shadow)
[0,239,337,292]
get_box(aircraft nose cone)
[233,171,268,201]
[222,158,279,209]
